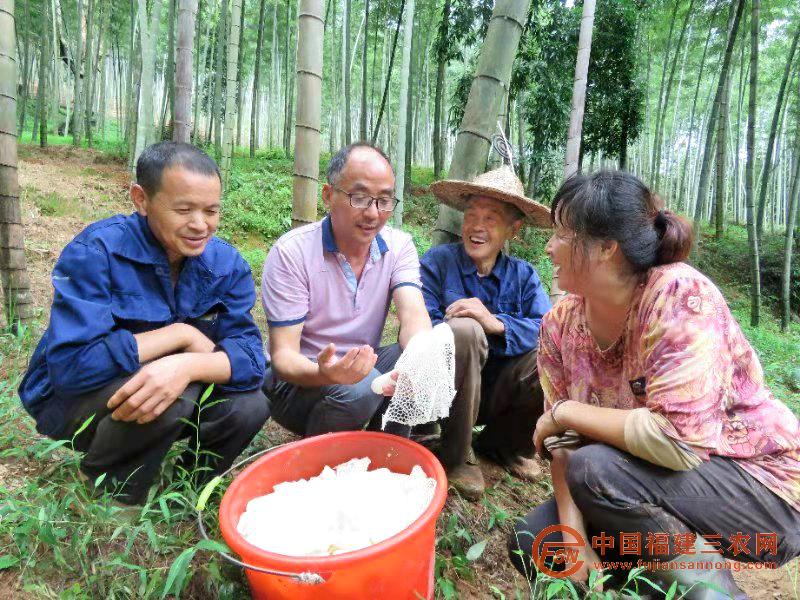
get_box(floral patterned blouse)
[538,262,800,513]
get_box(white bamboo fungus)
[236,458,436,556]
[378,323,456,428]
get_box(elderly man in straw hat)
[420,165,552,500]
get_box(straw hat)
[430,165,552,228]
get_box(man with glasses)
[261,143,431,437]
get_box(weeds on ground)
[0,326,261,598]
[506,522,677,600]
[218,158,295,245]
[435,509,487,598]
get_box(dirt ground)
[5,145,799,599]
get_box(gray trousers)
[509,444,800,581]
[440,317,545,469]
[264,344,407,437]
[55,376,269,505]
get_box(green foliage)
[7,137,800,598]
[433,0,493,65]
[699,225,800,331]
[410,164,439,188]
[218,156,295,244]
[2,325,227,595]
[511,0,645,182]
[514,1,576,163]
[435,511,478,596]
[511,227,554,295]
[400,189,439,256]
[787,367,800,393]
[0,326,259,598]
[238,247,268,277]
[17,128,129,162]
[581,0,645,161]
[30,189,63,217]
[448,63,475,135]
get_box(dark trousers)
[509,444,800,581]
[56,377,269,505]
[440,317,545,469]
[264,344,407,437]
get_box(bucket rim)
[218,431,448,569]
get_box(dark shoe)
[475,445,542,482]
[502,455,542,482]
[382,421,412,437]
[446,463,485,502]
[646,537,748,600]
[411,421,441,437]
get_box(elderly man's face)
[322,147,395,249]
[462,196,522,267]
[132,166,221,266]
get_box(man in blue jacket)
[18,142,268,506]
[422,166,552,500]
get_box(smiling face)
[131,166,222,265]
[461,196,523,271]
[544,225,582,293]
[545,218,612,296]
[322,146,395,250]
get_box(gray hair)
[326,143,393,185]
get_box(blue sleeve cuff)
[492,314,540,357]
[217,337,265,391]
[103,329,141,373]
[390,281,422,292]
[267,315,306,327]
[487,330,510,356]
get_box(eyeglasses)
[333,186,397,212]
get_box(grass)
[28,189,65,217]
[18,132,129,164]
[3,132,799,598]
[0,327,253,598]
[18,117,130,163]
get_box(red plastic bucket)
[218,431,448,599]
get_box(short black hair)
[326,142,393,185]
[136,141,221,196]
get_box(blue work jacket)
[420,243,551,357]
[19,213,265,436]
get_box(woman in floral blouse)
[509,171,800,599]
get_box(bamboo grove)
[3,0,800,329]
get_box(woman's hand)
[568,545,604,589]
[533,406,569,457]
